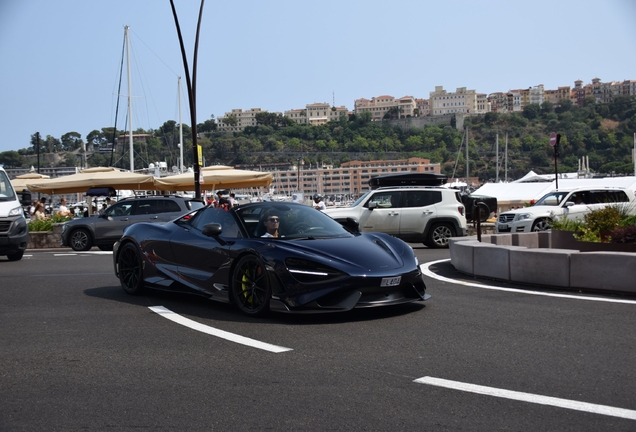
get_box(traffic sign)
[549,132,557,147]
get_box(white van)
[0,166,31,261]
[496,186,636,233]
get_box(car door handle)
[150,216,159,219]
[120,217,129,221]
[388,212,399,216]
[422,211,433,215]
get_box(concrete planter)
[27,223,67,249]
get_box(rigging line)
[129,36,176,145]
[110,33,127,167]
[129,27,180,78]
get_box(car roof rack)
[368,173,447,189]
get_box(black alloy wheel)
[7,251,24,261]
[117,243,144,294]
[70,228,92,251]
[231,255,271,316]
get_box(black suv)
[61,195,204,251]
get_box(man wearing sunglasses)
[261,211,281,238]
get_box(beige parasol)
[152,166,273,192]
[10,173,51,191]
[25,167,155,194]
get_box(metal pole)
[169,0,205,201]
[36,132,40,173]
[495,133,499,182]
[125,25,134,172]
[505,132,508,182]
[465,127,469,186]
[178,76,184,173]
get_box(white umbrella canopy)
[25,167,155,194]
[10,173,50,191]
[153,168,273,192]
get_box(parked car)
[62,195,204,251]
[0,166,31,261]
[113,202,429,316]
[323,186,467,248]
[495,186,636,233]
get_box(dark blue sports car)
[113,201,429,316]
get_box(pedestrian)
[313,194,326,211]
[57,197,70,217]
[33,203,48,221]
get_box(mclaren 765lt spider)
[113,201,429,316]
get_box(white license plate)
[380,276,401,287]
[498,224,508,230]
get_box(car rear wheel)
[231,255,271,316]
[70,228,92,251]
[532,218,551,232]
[118,243,144,294]
[425,223,454,249]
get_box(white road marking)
[414,376,636,421]
[148,306,293,353]
[420,259,636,305]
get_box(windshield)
[349,191,371,208]
[236,202,354,239]
[534,191,570,206]
[0,171,17,201]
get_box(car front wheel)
[70,228,92,251]
[532,218,551,232]
[7,251,24,261]
[117,242,144,294]
[231,255,271,317]
[425,223,454,249]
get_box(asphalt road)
[1,247,635,431]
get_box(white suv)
[323,186,467,248]
[496,186,636,233]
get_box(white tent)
[473,175,636,212]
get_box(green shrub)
[610,224,636,243]
[28,219,53,232]
[552,204,636,243]
[27,214,71,232]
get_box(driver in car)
[261,210,281,238]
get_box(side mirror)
[202,223,222,237]
[367,201,378,210]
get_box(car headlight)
[285,258,346,284]
[61,224,68,234]
[8,206,23,217]
[514,213,533,221]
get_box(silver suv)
[323,186,467,248]
[62,195,204,251]
[496,186,636,233]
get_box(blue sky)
[1,0,635,154]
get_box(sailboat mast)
[505,132,508,182]
[125,25,134,172]
[495,133,499,182]
[465,127,469,185]
[178,76,184,173]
